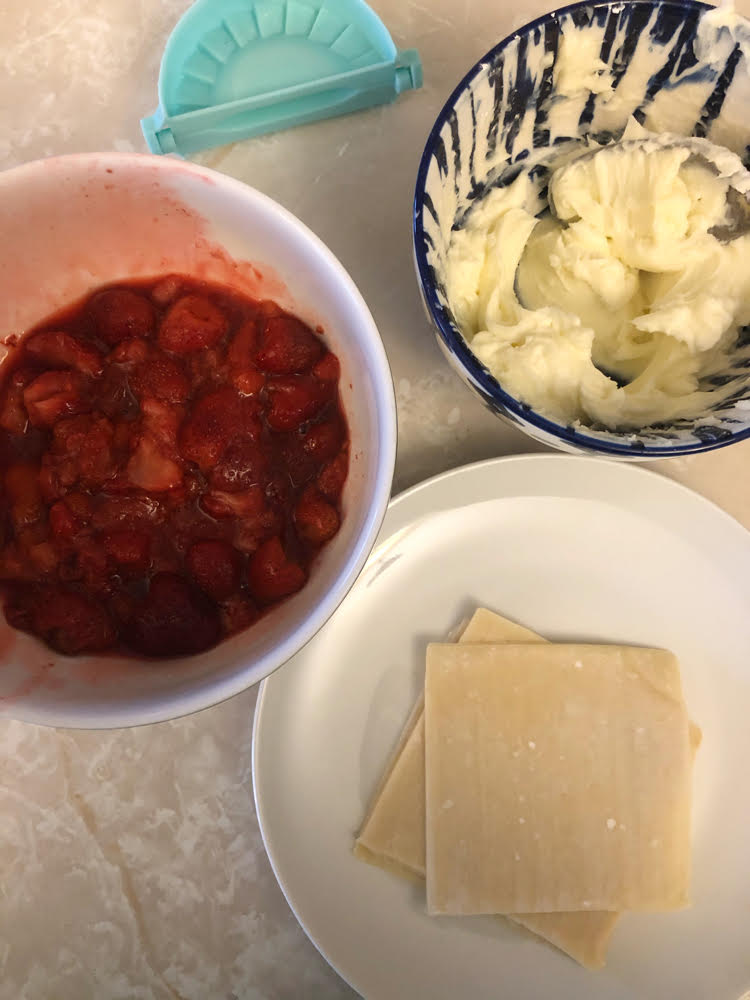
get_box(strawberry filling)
[0,276,349,657]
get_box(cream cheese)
[446,128,750,428]
[554,29,613,98]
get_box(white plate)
[252,455,750,1000]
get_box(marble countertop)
[2,0,750,997]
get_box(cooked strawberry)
[0,390,26,434]
[26,541,58,576]
[226,317,259,371]
[89,288,155,345]
[158,294,228,354]
[127,572,221,657]
[316,447,349,500]
[23,371,90,428]
[127,434,183,492]
[102,529,151,571]
[91,495,163,532]
[247,536,306,604]
[209,440,270,492]
[255,315,323,375]
[58,414,118,486]
[109,337,150,365]
[200,486,266,520]
[37,466,62,503]
[219,593,259,634]
[5,463,44,530]
[230,369,266,396]
[294,485,340,546]
[64,492,94,522]
[312,352,341,382]
[264,468,293,509]
[41,415,117,496]
[106,589,138,628]
[119,399,185,494]
[276,433,318,487]
[94,364,138,421]
[140,397,184,449]
[170,470,203,507]
[167,504,227,556]
[189,348,229,394]
[111,419,136,457]
[0,369,37,434]
[15,522,47,547]
[186,540,242,600]
[49,499,80,539]
[300,418,344,463]
[233,505,282,554]
[130,351,190,404]
[23,330,103,376]
[58,539,110,592]
[227,316,266,396]
[265,375,329,431]
[178,401,226,472]
[0,542,39,582]
[150,275,183,307]
[12,586,117,654]
[179,387,261,472]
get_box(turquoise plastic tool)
[141,0,422,156]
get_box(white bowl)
[0,153,396,728]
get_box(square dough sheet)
[354,610,619,969]
[424,642,693,917]
[355,610,539,879]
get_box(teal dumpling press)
[141,0,423,156]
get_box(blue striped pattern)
[413,0,750,457]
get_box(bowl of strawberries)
[0,153,396,727]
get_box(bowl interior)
[0,154,395,726]
[414,0,750,456]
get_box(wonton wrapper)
[424,642,693,916]
[355,611,620,968]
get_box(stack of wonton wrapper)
[354,608,700,969]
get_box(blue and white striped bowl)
[413,0,750,458]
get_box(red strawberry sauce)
[0,276,349,657]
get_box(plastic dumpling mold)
[141,0,423,156]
